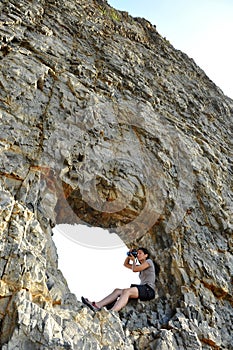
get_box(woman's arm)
[123,256,133,269]
[131,260,150,272]
[124,255,151,272]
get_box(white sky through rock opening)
[52,225,140,301]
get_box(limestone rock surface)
[0,0,232,349]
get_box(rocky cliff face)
[0,0,232,349]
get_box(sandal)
[81,296,101,311]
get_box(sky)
[108,0,233,99]
[53,0,233,303]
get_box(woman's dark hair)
[137,247,150,259]
[137,247,160,275]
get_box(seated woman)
[82,247,156,312]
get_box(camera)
[127,249,137,258]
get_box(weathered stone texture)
[0,0,232,349]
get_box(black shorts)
[130,284,155,301]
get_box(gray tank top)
[139,259,155,290]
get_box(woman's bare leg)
[96,288,122,308]
[111,287,139,312]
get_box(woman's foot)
[81,297,101,311]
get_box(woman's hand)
[129,254,136,261]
